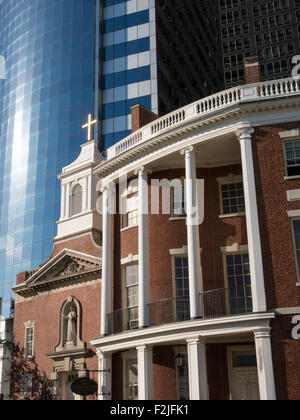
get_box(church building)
[10,59,300,400]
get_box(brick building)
[11,61,300,400]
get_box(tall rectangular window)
[225,253,252,314]
[284,140,300,176]
[124,264,139,329]
[122,192,139,229]
[221,181,245,215]
[171,183,186,218]
[174,257,190,321]
[25,327,34,358]
[125,357,138,400]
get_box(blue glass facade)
[102,0,158,149]
[0,0,95,317]
[0,0,159,317]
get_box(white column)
[137,167,149,328]
[88,174,93,211]
[236,128,267,313]
[60,184,66,219]
[254,328,276,400]
[183,147,202,319]
[98,350,112,401]
[65,182,71,218]
[82,177,88,212]
[187,338,208,400]
[137,345,153,400]
[100,187,112,336]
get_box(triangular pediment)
[15,250,101,294]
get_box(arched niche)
[55,296,85,352]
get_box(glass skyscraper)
[0,0,95,317]
[0,0,223,317]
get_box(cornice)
[94,95,300,179]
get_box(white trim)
[279,129,300,139]
[169,246,188,255]
[284,175,300,181]
[90,312,275,353]
[120,224,138,233]
[24,323,34,360]
[287,189,300,202]
[287,209,300,218]
[220,243,248,253]
[275,307,300,315]
[121,254,139,265]
[219,212,245,219]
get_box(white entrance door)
[233,367,260,401]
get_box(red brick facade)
[11,113,300,400]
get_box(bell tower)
[55,134,104,243]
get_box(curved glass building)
[0,0,225,317]
[0,0,96,316]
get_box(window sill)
[219,212,245,219]
[284,175,300,181]
[169,216,186,221]
[121,225,138,233]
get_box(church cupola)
[55,115,105,242]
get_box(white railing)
[106,77,300,160]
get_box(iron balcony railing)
[148,296,191,327]
[106,287,253,334]
[107,306,139,335]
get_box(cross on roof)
[82,114,97,141]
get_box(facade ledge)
[91,311,275,353]
[284,175,300,181]
[120,225,138,233]
[219,212,246,219]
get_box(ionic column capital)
[135,166,152,177]
[180,145,194,157]
[235,127,255,142]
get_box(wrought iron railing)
[107,306,139,335]
[107,288,253,334]
[200,287,252,319]
[148,296,190,327]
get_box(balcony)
[106,287,253,335]
[105,77,300,161]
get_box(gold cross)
[82,114,98,141]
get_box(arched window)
[71,184,82,216]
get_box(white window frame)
[24,321,35,359]
[222,248,252,315]
[121,190,139,230]
[172,255,190,322]
[217,174,245,218]
[122,351,138,401]
[283,138,300,178]
[170,177,186,219]
[122,263,139,329]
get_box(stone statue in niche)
[63,305,77,345]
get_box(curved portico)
[92,77,300,401]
